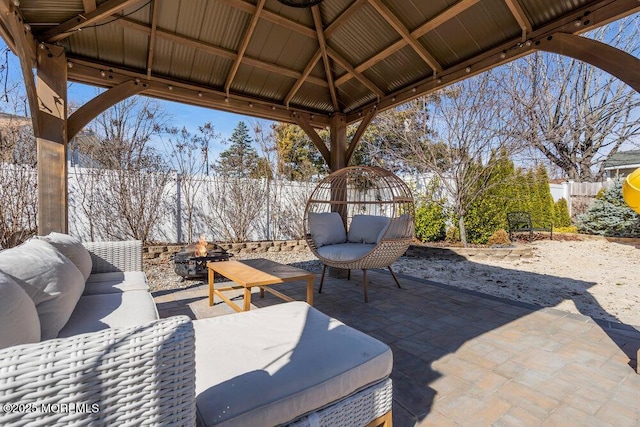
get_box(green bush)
[576,181,640,237]
[414,202,447,242]
[555,226,578,233]
[446,226,460,243]
[553,198,572,227]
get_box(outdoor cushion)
[308,212,347,247]
[193,302,392,427]
[0,239,85,340]
[57,291,159,338]
[378,214,411,241]
[317,242,376,262]
[84,271,149,295]
[0,271,40,349]
[36,232,93,281]
[348,215,391,244]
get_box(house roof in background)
[603,149,640,169]
[4,0,639,127]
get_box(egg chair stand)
[304,166,415,303]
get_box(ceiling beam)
[82,0,97,13]
[66,58,331,127]
[537,32,640,93]
[116,17,328,88]
[367,0,442,73]
[324,0,367,38]
[285,49,321,107]
[335,0,477,86]
[146,0,158,78]
[225,0,266,95]
[327,47,384,98]
[216,0,317,39]
[43,0,145,43]
[312,5,339,111]
[504,0,532,41]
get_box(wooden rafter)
[225,0,265,95]
[285,50,321,107]
[146,0,158,78]
[327,47,383,98]
[345,108,375,164]
[67,58,331,127]
[538,32,640,93]
[504,0,532,41]
[324,0,367,38]
[82,0,97,13]
[43,0,144,43]
[217,0,316,39]
[312,5,339,111]
[335,0,478,87]
[5,5,38,130]
[367,0,442,73]
[68,80,146,139]
[293,114,331,165]
[116,18,328,88]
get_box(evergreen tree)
[534,165,554,225]
[577,181,640,237]
[553,198,572,227]
[215,121,260,177]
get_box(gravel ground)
[145,239,640,327]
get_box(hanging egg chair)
[304,166,415,302]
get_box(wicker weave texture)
[0,316,196,426]
[287,378,393,427]
[83,240,143,273]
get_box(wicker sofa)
[0,234,393,426]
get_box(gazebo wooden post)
[329,113,347,171]
[35,43,68,235]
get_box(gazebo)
[0,0,638,234]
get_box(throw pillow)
[377,214,412,241]
[348,215,391,244]
[0,239,85,340]
[36,232,93,281]
[308,212,347,248]
[0,271,41,349]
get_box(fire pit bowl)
[172,240,232,279]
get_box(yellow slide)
[622,167,640,214]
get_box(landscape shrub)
[414,202,447,242]
[576,180,640,237]
[555,226,578,233]
[553,198,572,227]
[487,229,510,246]
[445,226,460,243]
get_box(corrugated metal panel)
[522,0,590,28]
[329,4,397,66]
[366,46,428,92]
[336,78,377,112]
[94,24,125,65]
[151,38,174,77]
[320,0,356,24]
[20,0,82,31]
[197,1,249,51]
[290,81,333,112]
[189,54,233,88]
[231,63,294,102]
[168,44,198,81]
[246,20,317,70]
[122,25,149,70]
[375,0,446,33]
[266,0,313,27]
[64,28,99,60]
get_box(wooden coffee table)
[207,258,315,312]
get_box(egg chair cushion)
[378,214,412,241]
[317,243,376,262]
[348,215,391,244]
[308,212,347,248]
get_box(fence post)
[563,181,572,217]
[176,172,182,243]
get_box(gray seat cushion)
[35,232,93,281]
[348,215,390,244]
[57,291,159,338]
[84,271,149,295]
[316,242,375,262]
[308,212,347,247]
[0,272,41,349]
[193,302,392,427]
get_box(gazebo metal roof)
[6,0,640,128]
[0,0,638,234]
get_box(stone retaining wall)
[145,240,533,260]
[144,240,309,259]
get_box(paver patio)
[154,268,640,426]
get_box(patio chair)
[304,166,415,302]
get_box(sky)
[0,39,275,159]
